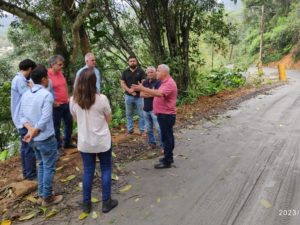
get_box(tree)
[103,0,233,93]
[0,0,96,78]
[240,0,299,63]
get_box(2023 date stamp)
[279,209,300,216]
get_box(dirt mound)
[267,53,300,70]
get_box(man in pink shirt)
[132,64,177,169]
[48,55,76,152]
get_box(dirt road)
[19,69,300,225]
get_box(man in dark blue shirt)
[141,66,163,148]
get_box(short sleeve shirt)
[142,79,161,112]
[153,76,177,115]
[121,67,146,97]
[48,69,69,104]
[69,94,112,153]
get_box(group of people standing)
[121,56,178,168]
[9,53,177,214]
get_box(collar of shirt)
[17,72,28,82]
[148,78,157,83]
[48,68,63,76]
[31,84,44,93]
[161,76,171,84]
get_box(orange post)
[278,63,286,81]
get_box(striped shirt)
[10,72,31,129]
[19,84,55,141]
[74,65,101,93]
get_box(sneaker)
[140,132,147,137]
[154,162,171,169]
[82,202,92,213]
[125,130,134,136]
[36,197,43,205]
[149,143,157,149]
[102,198,118,213]
[63,143,77,149]
[159,157,174,164]
[42,195,63,207]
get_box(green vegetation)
[235,0,300,65]
[4,0,298,159]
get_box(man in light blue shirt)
[10,59,37,180]
[19,65,63,206]
[74,52,101,93]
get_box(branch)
[104,46,127,64]
[69,0,96,63]
[103,0,136,57]
[0,0,50,34]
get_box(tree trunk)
[229,44,234,62]
[211,44,214,71]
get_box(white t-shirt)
[70,94,111,153]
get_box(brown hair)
[73,68,97,110]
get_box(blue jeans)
[30,136,57,198]
[124,95,145,133]
[144,111,163,147]
[157,114,176,164]
[53,103,73,149]
[18,128,37,180]
[80,148,112,203]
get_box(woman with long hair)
[70,68,118,213]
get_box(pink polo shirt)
[153,76,177,115]
[48,69,69,104]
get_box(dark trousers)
[18,127,37,180]
[157,114,176,164]
[53,103,73,149]
[80,148,112,203]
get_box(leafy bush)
[208,68,246,89]
[178,67,246,104]
[0,82,18,155]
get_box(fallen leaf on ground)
[1,220,12,225]
[112,173,119,181]
[91,197,100,203]
[112,152,117,158]
[60,174,76,182]
[109,219,116,224]
[56,166,63,171]
[119,184,132,193]
[39,206,47,215]
[45,209,58,218]
[79,212,89,220]
[156,197,161,203]
[176,154,189,159]
[25,195,37,203]
[62,157,70,161]
[18,211,36,221]
[92,211,98,219]
[75,167,80,172]
[135,198,140,202]
[144,211,151,219]
[260,199,272,208]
